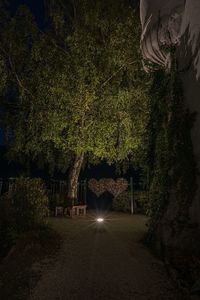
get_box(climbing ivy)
[146,58,197,242]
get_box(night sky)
[10,0,44,23]
[0,130,3,144]
[9,0,139,26]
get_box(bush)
[0,194,17,258]
[49,193,66,212]
[112,191,131,212]
[13,177,49,231]
[112,190,149,213]
[0,177,49,232]
[0,177,50,259]
[134,191,148,214]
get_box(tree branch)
[97,59,136,91]
[8,55,35,99]
[38,29,69,57]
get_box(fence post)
[8,178,15,195]
[84,179,87,205]
[146,166,150,203]
[77,182,80,201]
[59,181,62,197]
[130,177,134,215]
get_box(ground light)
[96,217,104,223]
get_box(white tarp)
[140,0,200,78]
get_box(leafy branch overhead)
[0,0,150,174]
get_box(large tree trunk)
[67,152,84,205]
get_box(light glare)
[96,218,104,223]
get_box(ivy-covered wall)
[146,59,199,257]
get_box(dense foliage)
[112,191,131,212]
[112,189,148,213]
[0,1,149,174]
[0,177,49,257]
[146,59,197,241]
[0,0,150,202]
[0,177,49,231]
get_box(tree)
[1,1,150,203]
[42,0,150,201]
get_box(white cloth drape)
[140,0,200,78]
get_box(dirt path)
[29,211,181,300]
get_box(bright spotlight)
[96,218,104,223]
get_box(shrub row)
[112,190,148,213]
[0,177,49,258]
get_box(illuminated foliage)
[1,1,150,193]
[29,0,149,165]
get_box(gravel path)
[29,211,181,300]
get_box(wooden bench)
[55,206,64,216]
[69,205,87,217]
[55,204,87,217]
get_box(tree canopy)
[1,0,150,176]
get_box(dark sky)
[10,0,139,23]
[10,0,45,25]
[0,130,4,144]
[10,0,44,13]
